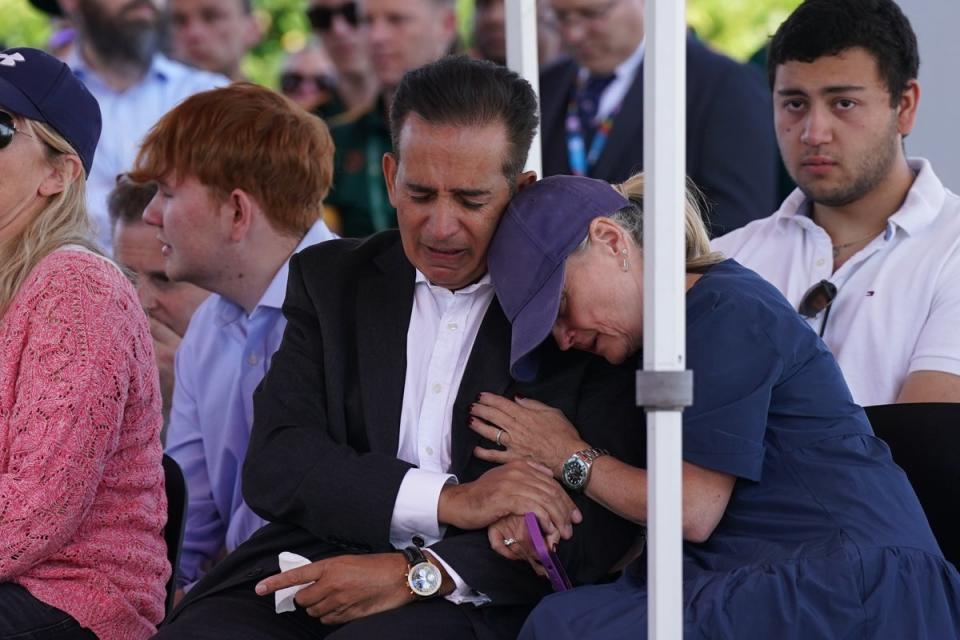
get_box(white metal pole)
[505,0,543,176]
[643,0,687,638]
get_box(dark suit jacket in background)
[540,34,778,237]
[170,231,644,639]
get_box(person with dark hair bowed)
[470,173,960,639]
[153,55,644,640]
[713,0,960,406]
[0,48,167,639]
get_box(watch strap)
[575,447,609,463]
[401,546,427,567]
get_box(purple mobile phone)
[524,512,572,592]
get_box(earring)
[621,249,629,272]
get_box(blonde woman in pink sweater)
[0,49,167,639]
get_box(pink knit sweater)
[0,250,168,639]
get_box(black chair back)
[162,454,188,615]
[864,403,960,566]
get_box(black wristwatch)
[401,546,442,599]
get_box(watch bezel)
[407,560,443,598]
[561,454,589,490]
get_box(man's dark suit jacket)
[169,231,644,638]
[540,35,778,237]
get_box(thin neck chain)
[832,227,885,258]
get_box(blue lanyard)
[565,81,622,176]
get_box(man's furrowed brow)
[405,182,436,194]
[404,182,493,198]
[451,188,493,198]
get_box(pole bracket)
[636,370,693,410]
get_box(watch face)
[408,561,442,597]
[563,457,588,489]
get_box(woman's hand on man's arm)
[469,393,589,476]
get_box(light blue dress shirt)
[67,52,226,252]
[165,220,338,587]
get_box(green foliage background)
[1,0,801,86]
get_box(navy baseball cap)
[0,47,101,175]
[488,175,630,381]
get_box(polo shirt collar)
[774,157,946,239]
[887,158,945,237]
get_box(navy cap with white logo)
[0,47,101,175]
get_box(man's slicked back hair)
[389,55,539,183]
[768,0,919,107]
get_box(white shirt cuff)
[426,550,492,606]
[389,469,456,548]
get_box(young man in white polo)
[713,0,960,406]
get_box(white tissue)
[275,551,314,613]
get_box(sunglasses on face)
[280,72,336,94]
[0,110,28,150]
[306,2,358,31]
[798,279,837,337]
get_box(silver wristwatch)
[560,447,609,491]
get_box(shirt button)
[447,322,458,331]
[248,353,258,366]
[425,446,434,456]
[432,383,442,394]
[412,535,425,547]
[816,258,826,267]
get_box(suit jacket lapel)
[356,240,414,456]
[450,298,513,475]
[592,64,645,181]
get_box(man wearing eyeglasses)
[170,0,261,81]
[305,0,378,117]
[323,0,457,238]
[712,0,960,407]
[539,0,778,237]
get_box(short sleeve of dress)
[682,286,783,482]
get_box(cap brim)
[28,0,63,16]
[0,77,45,120]
[508,262,565,382]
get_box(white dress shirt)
[712,158,960,406]
[389,271,495,605]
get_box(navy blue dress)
[520,260,960,639]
